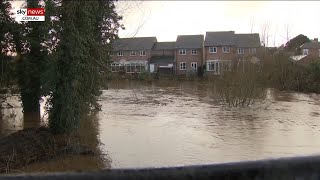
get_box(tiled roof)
[235,33,261,48]
[153,42,175,50]
[175,35,204,49]
[112,37,157,51]
[204,31,236,46]
[301,41,320,49]
[204,31,261,48]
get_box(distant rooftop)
[175,35,204,49]
[204,31,236,46]
[112,37,157,51]
[301,40,320,49]
[204,31,261,48]
[153,42,175,50]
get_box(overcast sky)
[11,1,320,47]
[116,1,320,47]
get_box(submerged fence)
[2,155,320,180]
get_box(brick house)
[291,38,320,64]
[150,42,175,74]
[175,35,204,75]
[110,37,157,73]
[301,38,320,57]
[204,31,261,75]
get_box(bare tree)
[280,24,292,45]
[115,1,150,38]
[250,18,255,34]
[272,24,278,47]
[260,21,270,47]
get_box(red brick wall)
[176,48,203,75]
[111,50,152,62]
[305,48,320,58]
[204,46,261,61]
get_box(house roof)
[235,33,261,48]
[204,31,236,46]
[153,42,175,50]
[150,56,174,64]
[175,35,204,49]
[301,41,320,49]
[204,31,261,48]
[112,37,157,51]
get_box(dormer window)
[118,51,123,56]
[179,49,186,55]
[140,50,146,56]
[303,49,309,55]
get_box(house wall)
[204,46,236,61]
[204,46,261,61]
[305,48,320,58]
[151,49,175,56]
[111,50,152,62]
[175,48,203,75]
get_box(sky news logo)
[15,8,45,22]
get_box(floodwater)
[1,80,320,171]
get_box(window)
[209,47,217,53]
[206,60,221,74]
[250,48,257,54]
[303,49,309,55]
[140,50,146,56]
[110,62,123,72]
[117,51,123,56]
[110,52,114,56]
[125,63,146,73]
[191,62,197,72]
[238,48,244,54]
[222,47,230,53]
[191,49,197,55]
[130,51,136,56]
[179,49,186,55]
[180,62,186,70]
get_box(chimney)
[314,38,318,42]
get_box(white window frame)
[238,48,244,54]
[191,62,197,71]
[117,51,123,56]
[209,47,217,53]
[222,46,230,53]
[125,62,146,73]
[130,51,136,56]
[180,62,186,70]
[140,50,146,56]
[206,60,221,74]
[303,49,309,55]
[110,62,123,72]
[179,49,187,55]
[191,49,197,55]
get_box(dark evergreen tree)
[48,1,122,133]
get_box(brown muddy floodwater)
[1,80,320,171]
